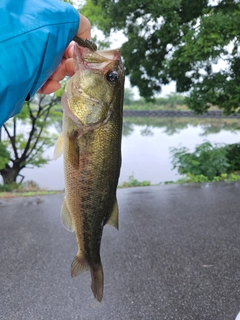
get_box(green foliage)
[225,143,240,172]
[0,143,10,170]
[166,93,185,108]
[0,190,61,198]
[0,182,18,192]
[124,88,135,105]
[123,93,187,110]
[1,94,61,184]
[170,141,230,180]
[118,174,151,188]
[80,0,112,35]
[83,0,240,114]
[123,116,240,137]
[12,100,59,167]
[176,173,210,183]
[78,0,111,49]
[176,172,240,184]
[171,141,240,183]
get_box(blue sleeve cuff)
[0,0,80,126]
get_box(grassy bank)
[0,190,62,199]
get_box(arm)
[0,0,90,127]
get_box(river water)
[21,117,240,190]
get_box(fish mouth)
[74,44,121,73]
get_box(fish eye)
[106,71,118,82]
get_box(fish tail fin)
[71,255,104,302]
[90,264,104,302]
[71,255,89,277]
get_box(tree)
[0,144,10,171]
[124,88,135,105]
[166,92,185,108]
[81,0,240,114]
[0,95,62,185]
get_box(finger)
[77,14,91,40]
[65,58,74,77]
[38,80,61,94]
[63,42,74,59]
[49,61,67,82]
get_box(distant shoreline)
[123,110,240,118]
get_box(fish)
[54,42,125,302]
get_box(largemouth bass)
[54,42,125,302]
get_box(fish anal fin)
[71,255,89,277]
[61,198,74,232]
[107,200,119,230]
[53,132,64,160]
[90,264,104,302]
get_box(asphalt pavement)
[1,182,240,320]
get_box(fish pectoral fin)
[61,198,74,232]
[71,255,89,277]
[53,132,64,160]
[107,199,119,230]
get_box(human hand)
[37,13,91,94]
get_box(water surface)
[21,117,240,189]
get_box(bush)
[118,174,151,188]
[0,182,19,192]
[170,141,230,180]
[225,143,240,172]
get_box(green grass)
[123,102,222,112]
[123,103,189,111]
[0,190,62,199]
[175,172,240,184]
[2,169,240,199]
[118,174,151,188]
[0,180,63,198]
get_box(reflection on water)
[21,117,240,190]
[123,117,240,136]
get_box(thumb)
[77,13,91,40]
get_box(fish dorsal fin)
[61,197,74,232]
[107,199,119,230]
[54,132,64,160]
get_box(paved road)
[1,183,240,320]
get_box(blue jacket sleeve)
[0,0,80,127]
